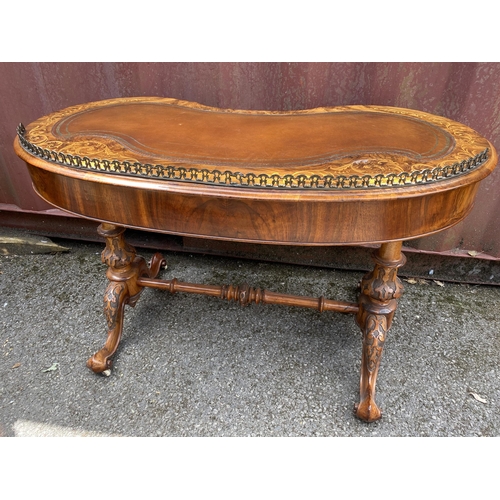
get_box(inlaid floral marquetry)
[16,97,491,189]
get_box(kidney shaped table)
[14,97,497,422]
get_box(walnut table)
[14,97,498,422]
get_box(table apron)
[27,165,480,246]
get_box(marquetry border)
[17,123,489,190]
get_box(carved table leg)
[354,241,406,422]
[87,223,166,375]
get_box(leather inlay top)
[53,103,454,168]
[17,97,492,189]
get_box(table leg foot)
[354,312,388,422]
[355,242,405,422]
[87,280,128,374]
[149,252,167,277]
[87,223,165,374]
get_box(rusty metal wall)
[1,62,499,256]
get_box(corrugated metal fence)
[1,62,499,271]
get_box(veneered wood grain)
[24,163,482,245]
[14,97,497,245]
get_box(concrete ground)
[1,228,499,437]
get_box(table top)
[15,96,496,193]
[14,97,498,245]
